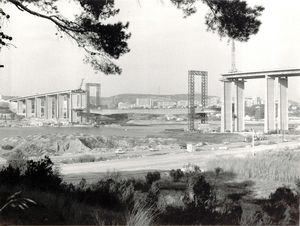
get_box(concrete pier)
[222,80,232,132]
[36,98,42,118]
[279,77,288,131]
[265,76,276,133]
[25,99,32,118]
[235,80,245,132]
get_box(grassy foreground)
[0,155,299,225]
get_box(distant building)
[156,100,176,108]
[253,97,263,105]
[245,96,264,107]
[245,97,254,107]
[177,100,188,108]
[208,96,220,107]
[136,98,153,108]
[118,102,131,109]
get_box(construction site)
[0,1,299,224]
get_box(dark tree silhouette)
[171,0,264,41]
[0,0,131,74]
[1,0,264,74]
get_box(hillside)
[98,93,218,107]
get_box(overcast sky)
[1,0,300,100]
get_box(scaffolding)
[188,70,208,131]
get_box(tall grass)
[207,150,300,182]
[126,203,155,226]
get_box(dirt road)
[61,141,300,175]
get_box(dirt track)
[61,141,300,175]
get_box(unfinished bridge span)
[221,68,300,133]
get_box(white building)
[118,102,131,109]
[136,98,153,108]
[177,100,188,108]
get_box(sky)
[1,0,300,100]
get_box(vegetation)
[1,0,130,74]
[61,154,107,164]
[171,0,264,42]
[1,0,264,74]
[0,156,298,225]
[245,104,264,119]
[170,169,184,182]
[207,149,300,182]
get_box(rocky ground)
[0,133,179,162]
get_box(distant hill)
[289,100,300,105]
[94,93,220,108]
[1,95,17,100]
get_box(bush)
[23,156,62,191]
[7,149,28,174]
[145,171,161,185]
[0,165,22,186]
[170,169,184,182]
[0,156,62,191]
[189,174,215,209]
[214,167,223,177]
[1,144,14,150]
[77,154,96,163]
[263,187,299,225]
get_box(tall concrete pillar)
[235,80,245,132]
[221,80,233,132]
[47,96,53,119]
[57,95,64,119]
[68,93,72,122]
[36,98,42,118]
[56,95,59,119]
[20,100,25,115]
[17,101,22,115]
[264,76,276,133]
[279,77,288,131]
[86,85,91,121]
[44,96,48,119]
[25,99,32,118]
[96,85,100,107]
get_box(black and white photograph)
[0,0,299,225]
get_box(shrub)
[77,154,96,163]
[145,171,161,185]
[214,167,223,177]
[0,165,21,186]
[7,149,28,174]
[23,156,62,191]
[269,187,298,205]
[263,187,299,225]
[169,169,184,182]
[190,174,215,209]
[145,183,160,208]
[1,145,14,150]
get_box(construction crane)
[231,39,237,73]
[79,78,85,90]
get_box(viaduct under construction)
[9,83,101,123]
[221,68,300,133]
